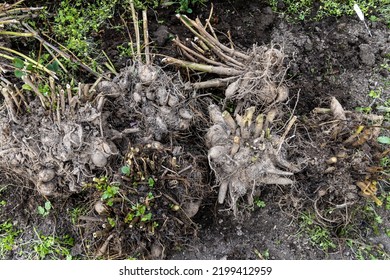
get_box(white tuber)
[38,169,56,183]
[91,150,108,167]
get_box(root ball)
[139,64,158,85]
[206,104,297,215]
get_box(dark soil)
[1,0,389,260]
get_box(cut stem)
[162,57,243,76]
[142,9,150,64]
[130,0,141,61]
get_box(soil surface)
[1,0,389,260]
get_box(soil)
[1,0,389,260]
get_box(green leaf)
[26,64,34,71]
[22,84,32,91]
[378,136,390,145]
[161,1,175,6]
[38,206,45,215]
[101,193,109,200]
[14,70,25,78]
[13,58,24,69]
[141,212,152,222]
[47,61,59,72]
[44,201,52,211]
[125,212,134,223]
[148,177,155,188]
[375,215,383,224]
[121,165,131,176]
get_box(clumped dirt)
[1,0,389,260]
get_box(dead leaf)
[330,97,346,121]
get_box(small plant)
[377,136,390,145]
[107,217,116,228]
[269,0,382,22]
[124,192,156,230]
[254,197,266,208]
[126,203,152,223]
[37,201,52,217]
[362,204,384,235]
[91,176,120,206]
[32,229,74,260]
[148,177,155,188]
[117,43,134,58]
[121,165,131,176]
[385,195,390,211]
[68,206,88,225]
[299,212,336,252]
[254,248,270,260]
[0,221,21,258]
[346,239,390,260]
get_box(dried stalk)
[173,37,226,67]
[162,57,243,76]
[192,76,238,89]
[142,9,150,64]
[130,0,141,61]
[21,76,47,108]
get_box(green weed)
[361,204,383,235]
[148,177,155,188]
[299,212,337,252]
[254,197,266,208]
[382,194,390,211]
[54,0,117,58]
[32,229,74,260]
[346,239,389,259]
[0,221,21,259]
[124,192,157,231]
[135,0,208,13]
[90,176,120,206]
[121,165,131,176]
[68,206,88,225]
[269,0,384,22]
[37,201,52,217]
